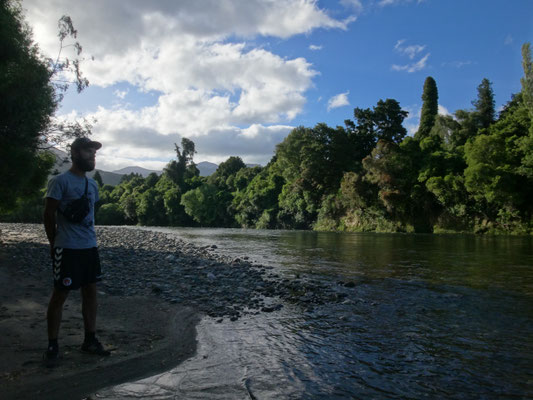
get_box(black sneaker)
[81,338,111,356]
[43,347,61,368]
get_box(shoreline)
[0,223,199,400]
[0,222,350,399]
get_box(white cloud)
[21,0,351,168]
[379,0,425,6]
[392,53,430,73]
[340,0,363,13]
[442,60,473,69]
[327,91,350,111]
[394,39,426,59]
[113,89,128,99]
[309,44,323,51]
[438,104,451,116]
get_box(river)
[96,229,533,399]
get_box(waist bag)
[60,178,90,223]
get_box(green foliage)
[181,184,234,226]
[464,97,531,216]
[164,138,199,189]
[473,78,496,129]
[137,188,166,226]
[521,43,533,120]
[96,203,125,225]
[93,170,103,187]
[349,99,408,145]
[233,165,284,228]
[0,1,56,211]
[416,76,439,140]
[0,1,92,212]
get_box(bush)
[96,203,125,225]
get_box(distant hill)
[45,148,260,185]
[46,148,123,186]
[112,166,162,177]
[196,161,218,177]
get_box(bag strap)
[84,177,88,196]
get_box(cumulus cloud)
[327,91,350,111]
[309,44,323,51]
[21,0,351,168]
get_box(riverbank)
[0,223,350,399]
[0,224,198,400]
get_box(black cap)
[71,137,102,152]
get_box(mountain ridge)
[46,149,258,185]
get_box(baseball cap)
[71,137,102,152]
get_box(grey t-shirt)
[46,171,99,249]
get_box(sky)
[22,0,533,172]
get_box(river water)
[96,229,533,399]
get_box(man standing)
[43,137,109,366]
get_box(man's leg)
[80,283,110,355]
[45,287,69,366]
[81,283,97,333]
[47,288,69,342]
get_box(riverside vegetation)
[1,1,532,234]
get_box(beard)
[73,156,95,172]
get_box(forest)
[1,1,532,234]
[93,67,533,234]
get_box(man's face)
[73,147,97,172]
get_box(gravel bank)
[1,223,353,321]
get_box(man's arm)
[44,197,59,254]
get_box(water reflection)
[99,229,533,399]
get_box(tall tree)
[473,78,496,129]
[416,76,439,140]
[0,2,90,211]
[164,137,199,189]
[521,42,533,121]
[1,1,55,211]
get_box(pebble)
[0,223,352,321]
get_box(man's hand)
[44,197,59,258]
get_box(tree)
[521,42,533,120]
[210,156,246,188]
[0,2,90,212]
[1,1,56,211]
[93,170,103,187]
[348,99,408,145]
[416,77,439,140]
[164,138,199,189]
[473,78,495,129]
[181,184,234,226]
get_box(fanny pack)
[60,178,90,224]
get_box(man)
[43,137,109,366]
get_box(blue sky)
[24,0,533,171]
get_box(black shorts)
[52,247,102,290]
